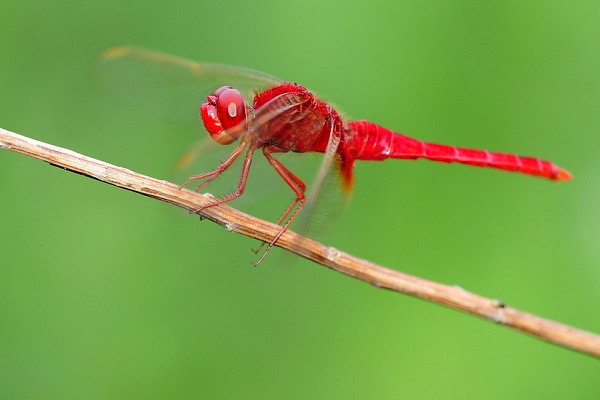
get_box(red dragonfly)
[99,46,571,265]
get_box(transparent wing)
[292,122,352,240]
[95,46,282,122]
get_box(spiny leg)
[188,142,259,214]
[253,146,307,266]
[180,137,249,192]
[252,149,307,255]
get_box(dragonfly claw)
[251,249,269,267]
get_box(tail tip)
[555,168,572,181]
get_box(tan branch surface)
[2,126,599,358]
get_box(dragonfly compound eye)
[200,87,247,145]
[200,86,246,144]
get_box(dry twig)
[1,126,599,358]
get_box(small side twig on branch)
[1,126,599,358]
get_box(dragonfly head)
[200,86,248,145]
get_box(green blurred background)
[1,0,599,398]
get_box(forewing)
[95,46,282,122]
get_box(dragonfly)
[98,46,572,265]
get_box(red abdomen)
[346,120,571,181]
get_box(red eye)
[200,87,247,145]
[215,88,247,132]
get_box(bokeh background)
[1,1,599,398]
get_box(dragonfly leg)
[252,146,307,266]
[180,137,250,192]
[187,142,258,214]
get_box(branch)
[2,126,599,358]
